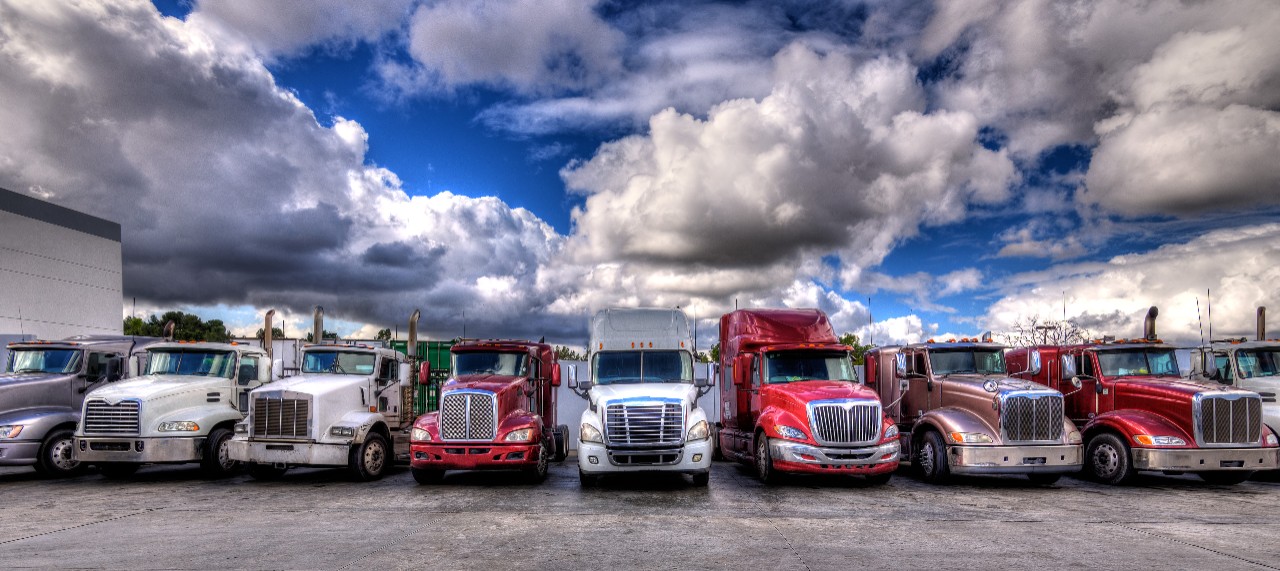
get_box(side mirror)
[398,362,412,387]
[894,353,907,377]
[1028,350,1042,376]
[105,357,122,383]
[565,365,578,388]
[257,359,271,383]
[695,376,711,389]
[552,363,562,387]
[1070,376,1082,389]
[1060,354,1077,379]
[272,359,284,379]
[418,362,432,385]
[572,373,592,391]
[128,354,142,377]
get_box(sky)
[2,0,1279,348]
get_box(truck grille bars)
[1001,393,1064,443]
[83,399,140,435]
[808,400,881,446]
[253,397,310,439]
[440,391,498,441]
[604,402,684,447]
[1197,394,1263,445]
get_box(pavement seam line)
[0,508,159,546]
[768,521,812,571]
[336,529,413,570]
[1108,522,1280,570]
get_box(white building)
[1,187,122,363]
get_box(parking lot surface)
[1,459,1277,570]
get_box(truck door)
[747,354,763,429]
[77,351,115,407]
[1081,351,1115,417]
[1213,351,1234,385]
[901,349,932,423]
[235,356,264,413]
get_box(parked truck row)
[4,305,1277,487]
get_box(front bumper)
[227,439,350,467]
[770,438,900,475]
[73,436,202,464]
[948,444,1083,475]
[1132,446,1280,471]
[0,440,41,466]
[410,441,542,471]
[578,438,713,475]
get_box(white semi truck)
[1190,307,1280,447]
[572,308,714,487]
[228,308,415,481]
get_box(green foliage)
[305,330,339,342]
[555,345,585,361]
[375,328,392,341]
[839,333,873,365]
[122,311,230,342]
[709,342,720,363]
[255,327,285,340]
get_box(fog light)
[692,453,703,463]
[589,456,599,465]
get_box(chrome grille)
[1001,393,1064,442]
[439,391,497,441]
[253,397,310,439]
[83,399,140,435]
[1199,395,1262,445]
[605,402,684,446]
[809,401,881,445]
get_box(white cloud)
[188,0,413,59]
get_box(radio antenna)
[1206,289,1213,342]
[1196,297,1206,346]
[867,297,874,347]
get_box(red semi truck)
[1008,307,1280,485]
[715,309,900,484]
[409,339,570,483]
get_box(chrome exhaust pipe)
[163,320,175,341]
[1143,306,1159,341]
[408,309,420,359]
[313,306,324,344]
[263,309,276,361]
[1259,306,1267,341]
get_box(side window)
[378,358,394,382]
[1078,354,1096,378]
[750,355,761,387]
[238,357,259,385]
[86,352,107,376]
[913,353,927,376]
[724,363,734,390]
[1214,353,1233,383]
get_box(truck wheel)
[1197,471,1253,485]
[200,427,239,478]
[864,473,892,486]
[412,467,444,485]
[526,442,550,483]
[916,431,951,484]
[248,464,288,481]
[552,425,569,463]
[755,435,783,485]
[98,463,139,479]
[711,426,724,461]
[579,469,600,488]
[1027,473,1061,485]
[1086,433,1135,485]
[348,433,389,482]
[691,471,710,487]
[35,428,85,477]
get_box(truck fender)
[335,410,388,442]
[912,407,999,444]
[497,412,542,441]
[755,407,810,441]
[1081,410,1193,446]
[578,408,603,434]
[154,405,244,436]
[0,407,79,441]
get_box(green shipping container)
[389,340,454,415]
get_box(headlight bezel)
[775,424,806,441]
[233,423,248,434]
[687,420,710,442]
[329,425,357,438]
[411,427,430,442]
[1134,434,1186,446]
[503,428,535,442]
[0,425,24,439]
[580,423,603,443]
[883,424,899,440]
[157,421,200,432]
[949,431,993,444]
[1266,433,1278,446]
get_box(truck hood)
[443,374,527,394]
[760,380,879,406]
[590,382,697,408]
[945,374,1047,392]
[1112,375,1248,409]
[0,372,75,412]
[254,374,368,399]
[87,375,228,403]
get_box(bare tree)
[997,315,1091,347]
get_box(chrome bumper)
[1132,446,1279,471]
[770,439,900,466]
[227,438,350,467]
[948,444,1083,474]
[74,436,202,464]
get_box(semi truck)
[715,308,899,484]
[229,308,415,481]
[1188,306,1280,453]
[866,335,1083,484]
[571,308,713,487]
[409,338,569,484]
[1,336,157,476]
[1008,307,1279,485]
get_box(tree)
[998,316,1091,347]
[708,342,720,363]
[255,327,285,340]
[121,311,229,342]
[305,330,339,342]
[555,346,584,361]
[839,333,873,365]
[375,328,392,341]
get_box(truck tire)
[412,467,444,484]
[349,432,389,481]
[552,425,569,463]
[526,441,550,483]
[864,472,893,486]
[1085,433,1135,485]
[1027,473,1061,485]
[711,426,724,461]
[98,463,139,479]
[916,431,951,484]
[200,427,239,478]
[579,469,600,488]
[755,434,783,485]
[248,464,288,481]
[35,428,85,477]
[691,471,710,487]
[1197,471,1253,485]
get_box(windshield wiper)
[14,368,47,373]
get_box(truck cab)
[1,336,155,476]
[716,309,899,484]
[1188,307,1280,453]
[229,343,412,481]
[868,337,1082,484]
[572,308,713,487]
[409,339,569,483]
[74,340,272,478]
[1009,307,1280,485]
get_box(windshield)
[452,351,528,376]
[6,349,81,374]
[145,350,236,378]
[1237,349,1280,378]
[928,350,1007,376]
[593,350,693,385]
[302,351,377,375]
[1096,349,1180,377]
[764,351,855,384]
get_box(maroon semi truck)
[409,339,570,484]
[1008,307,1280,485]
[715,309,900,485]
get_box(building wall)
[0,188,123,341]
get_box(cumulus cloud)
[189,0,413,58]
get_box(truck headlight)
[949,432,993,444]
[1134,435,1185,446]
[1266,433,1278,446]
[883,424,899,440]
[233,423,248,434]
[412,427,430,442]
[503,428,534,442]
[776,425,806,441]
[329,426,356,437]
[157,421,200,432]
[580,423,603,443]
[687,420,709,442]
[1068,431,1082,444]
[0,425,23,439]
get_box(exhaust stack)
[1259,306,1267,341]
[313,306,324,344]
[1143,306,1159,341]
[163,320,175,341]
[263,309,276,362]
[408,309,420,359]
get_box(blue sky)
[3,0,1279,347]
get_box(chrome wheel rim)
[50,437,79,472]
[364,440,386,474]
[756,439,770,480]
[537,444,549,476]
[217,438,235,470]
[1093,443,1119,478]
[919,439,936,474]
